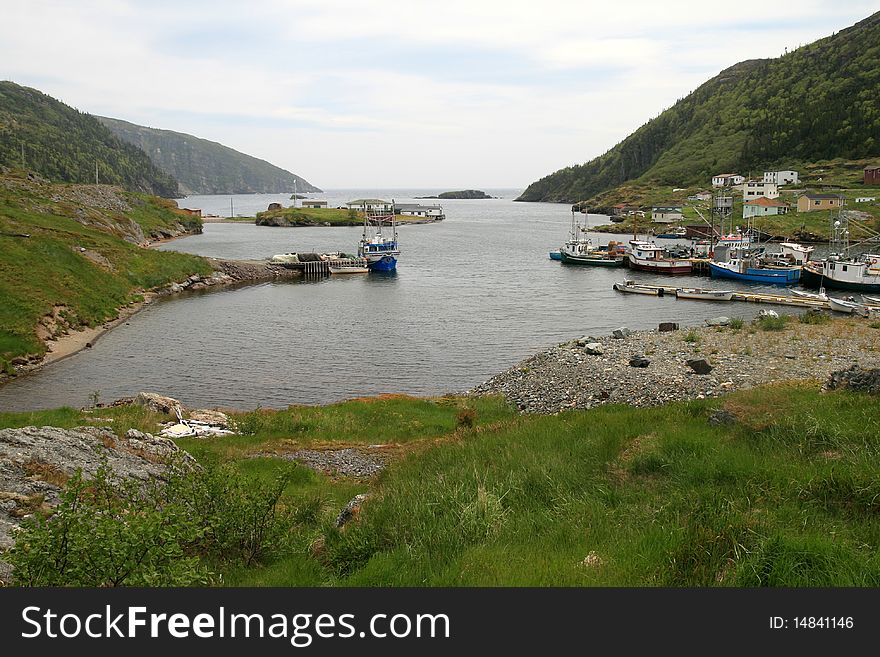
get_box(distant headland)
[416,189,495,199]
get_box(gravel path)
[470,317,880,414]
[276,448,389,478]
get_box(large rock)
[612,327,632,339]
[188,409,231,429]
[0,425,195,559]
[134,392,183,416]
[686,358,713,375]
[658,322,679,332]
[335,493,369,528]
[825,365,880,394]
[705,316,730,327]
[584,343,604,355]
[629,355,650,368]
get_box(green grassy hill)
[0,82,180,197]
[0,170,209,370]
[97,116,321,195]
[518,11,880,204]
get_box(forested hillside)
[518,11,880,203]
[98,117,321,195]
[0,82,180,197]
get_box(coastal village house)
[394,203,445,219]
[179,207,202,217]
[739,180,779,199]
[742,197,789,218]
[763,170,799,185]
[651,206,683,223]
[796,193,845,213]
[866,166,880,185]
[712,173,745,187]
[855,196,876,203]
[346,199,394,213]
[301,200,328,209]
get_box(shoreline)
[2,258,300,385]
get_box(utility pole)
[21,142,25,168]
[95,160,99,185]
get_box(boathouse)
[394,203,445,219]
[866,166,880,186]
[301,200,328,209]
[346,199,394,213]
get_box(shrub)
[7,461,298,586]
[755,314,789,331]
[728,318,744,330]
[456,407,477,429]
[684,330,701,343]
[799,311,831,325]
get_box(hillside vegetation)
[0,82,179,197]
[0,171,209,369]
[518,11,880,203]
[98,116,321,195]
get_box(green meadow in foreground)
[3,384,880,587]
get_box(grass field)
[0,174,210,367]
[5,383,879,587]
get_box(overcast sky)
[1,1,877,189]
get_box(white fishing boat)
[329,265,369,274]
[675,287,734,301]
[828,297,870,315]
[627,240,692,274]
[791,288,829,302]
[862,294,880,305]
[613,280,661,296]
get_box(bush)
[799,311,831,325]
[7,461,298,586]
[755,314,789,331]
[456,407,477,429]
[684,330,701,343]
[729,318,744,330]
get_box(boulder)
[658,322,679,332]
[825,365,880,394]
[134,392,183,416]
[629,355,650,368]
[708,409,737,425]
[612,327,632,339]
[584,343,605,355]
[267,202,283,211]
[188,409,231,429]
[686,358,713,375]
[705,316,730,327]
[335,493,369,528]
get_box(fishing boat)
[613,280,663,296]
[828,297,871,315]
[329,265,369,274]
[791,288,829,302]
[627,240,692,274]
[800,215,880,292]
[358,205,400,271]
[675,287,734,301]
[863,294,880,304]
[560,237,625,266]
[709,246,800,284]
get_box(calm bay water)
[0,190,802,411]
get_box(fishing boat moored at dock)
[627,240,692,274]
[675,287,734,301]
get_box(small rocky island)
[417,189,495,199]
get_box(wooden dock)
[279,258,369,277]
[613,283,833,309]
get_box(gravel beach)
[471,316,880,414]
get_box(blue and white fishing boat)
[358,205,400,271]
[709,246,801,284]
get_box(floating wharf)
[617,283,835,309]
[278,257,369,276]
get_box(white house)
[855,197,876,203]
[651,206,683,223]
[738,180,779,200]
[742,197,789,218]
[346,198,394,213]
[763,170,799,185]
[712,173,744,188]
[394,203,445,219]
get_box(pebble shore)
[470,316,880,414]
